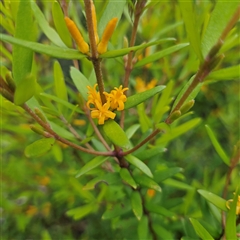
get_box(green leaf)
[145,203,174,217]
[12,0,33,85]
[137,103,151,133]
[102,120,131,149]
[171,75,201,112]
[205,65,240,82]
[138,216,149,240]
[153,80,174,122]
[52,1,72,47]
[134,174,162,192]
[225,188,239,240]
[125,85,166,110]
[201,2,239,58]
[66,202,95,220]
[14,74,36,105]
[119,168,137,189]
[98,0,126,37]
[102,201,131,220]
[163,179,193,190]
[135,146,166,161]
[0,34,86,60]
[100,38,176,58]
[125,155,153,179]
[190,218,214,240]
[24,138,55,158]
[178,1,203,61]
[205,125,230,166]
[154,167,183,183]
[157,118,202,144]
[76,156,109,178]
[198,189,228,211]
[39,93,83,114]
[31,1,66,47]
[134,43,189,68]
[131,191,143,220]
[70,67,92,101]
[83,173,120,190]
[49,121,75,141]
[125,124,140,139]
[53,61,68,114]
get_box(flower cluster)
[135,77,157,93]
[87,84,128,125]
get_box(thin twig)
[23,103,114,156]
[120,0,147,128]
[59,115,94,150]
[84,0,106,103]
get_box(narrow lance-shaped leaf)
[40,93,83,114]
[134,43,189,68]
[145,203,175,217]
[25,138,55,158]
[66,202,95,220]
[70,67,92,101]
[205,125,230,166]
[76,156,109,178]
[138,216,149,240]
[54,61,68,114]
[14,74,37,105]
[154,167,183,183]
[83,173,120,190]
[13,0,34,85]
[134,174,162,192]
[102,201,131,220]
[153,80,174,122]
[100,38,176,58]
[131,191,143,221]
[98,0,126,36]
[31,1,66,47]
[178,1,203,61]
[125,85,166,110]
[201,2,239,57]
[205,65,240,82]
[0,34,86,60]
[120,168,137,189]
[189,218,214,240]
[125,155,153,178]
[198,189,228,211]
[157,118,201,144]
[171,75,201,112]
[225,188,239,240]
[52,1,72,47]
[102,120,131,149]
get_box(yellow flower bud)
[97,17,118,54]
[64,17,89,54]
[91,0,99,44]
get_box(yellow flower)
[26,205,38,216]
[105,85,128,111]
[226,193,240,215]
[136,77,157,93]
[87,84,102,109]
[91,100,116,125]
[147,189,156,198]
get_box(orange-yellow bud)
[97,17,118,54]
[64,17,89,54]
[91,0,99,44]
